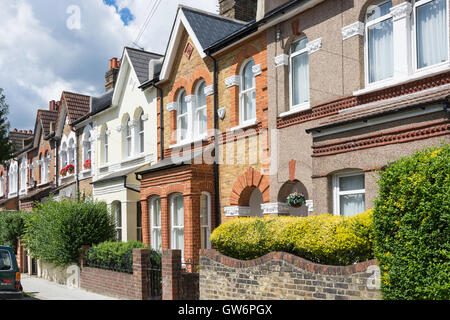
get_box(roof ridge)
[62,91,91,98]
[179,4,247,25]
[124,46,164,57]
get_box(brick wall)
[79,246,158,300]
[200,250,381,300]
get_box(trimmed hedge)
[23,199,116,266]
[85,241,161,273]
[0,211,28,252]
[373,144,450,300]
[210,210,374,266]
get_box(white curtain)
[368,18,394,83]
[339,175,365,217]
[292,52,310,106]
[242,60,256,122]
[172,196,184,254]
[151,198,162,251]
[200,194,209,249]
[417,0,448,69]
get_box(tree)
[0,88,15,163]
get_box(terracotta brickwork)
[200,250,381,300]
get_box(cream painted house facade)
[92,47,162,242]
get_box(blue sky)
[0,0,218,131]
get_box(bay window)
[290,36,310,109]
[240,59,256,125]
[137,201,143,242]
[333,173,366,217]
[415,0,448,69]
[171,194,184,259]
[112,201,122,242]
[365,1,394,84]
[200,193,211,250]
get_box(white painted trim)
[225,75,240,88]
[279,102,311,118]
[224,206,251,217]
[306,37,322,54]
[333,172,366,216]
[274,54,289,67]
[204,85,214,96]
[252,64,262,76]
[342,21,365,40]
[229,118,258,132]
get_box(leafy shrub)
[22,199,116,266]
[85,241,161,273]
[0,211,29,252]
[210,210,374,265]
[373,144,450,300]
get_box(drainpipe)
[206,53,221,229]
[151,83,164,161]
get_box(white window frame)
[103,126,109,165]
[170,194,184,260]
[239,58,257,126]
[333,172,366,216]
[137,110,145,155]
[177,90,189,144]
[82,126,92,169]
[364,0,394,87]
[195,81,208,139]
[412,0,450,73]
[124,116,132,159]
[200,192,212,250]
[289,36,311,112]
[0,175,4,197]
[20,158,27,193]
[60,143,68,169]
[112,201,122,242]
[150,197,162,252]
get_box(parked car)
[0,246,23,299]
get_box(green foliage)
[22,199,116,266]
[85,241,161,273]
[0,88,15,163]
[210,210,374,265]
[373,144,450,300]
[0,211,29,252]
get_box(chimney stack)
[49,100,57,111]
[105,57,121,92]
[219,0,257,22]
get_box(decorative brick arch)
[169,78,190,103]
[190,68,213,94]
[230,167,270,206]
[230,44,260,76]
[140,186,165,202]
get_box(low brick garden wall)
[199,250,381,300]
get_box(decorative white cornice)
[261,202,290,215]
[224,206,251,217]
[167,102,178,112]
[307,38,322,54]
[274,54,289,67]
[342,21,365,40]
[306,200,314,213]
[217,107,226,120]
[185,94,196,104]
[204,85,214,96]
[390,2,412,21]
[252,64,262,76]
[225,75,240,88]
[141,114,149,121]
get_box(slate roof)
[39,109,58,137]
[62,91,91,123]
[307,83,450,133]
[91,89,114,115]
[181,6,246,50]
[125,47,163,85]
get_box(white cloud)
[0,0,218,130]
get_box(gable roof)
[39,109,58,137]
[159,5,246,82]
[9,130,33,154]
[62,91,91,123]
[125,47,163,85]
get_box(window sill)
[229,119,258,132]
[354,63,450,96]
[170,135,209,149]
[279,103,311,118]
[122,154,146,165]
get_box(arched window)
[177,90,188,142]
[137,110,145,154]
[150,196,162,251]
[44,151,50,183]
[195,81,207,138]
[8,162,18,195]
[171,194,184,259]
[61,142,68,169]
[82,126,92,170]
[102,125,109,165]
[0,174,4,197]
[20,157,27,192]
[39,154,44,183]
[200,192,211,249]
[124,116,132,159]
[68,138,75,166]
[240,59,256,125]
[365,1,393,84]
[414,0,448,69]
[290,36,310,110]
[112,201,122,242]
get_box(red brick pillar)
[79,245,90,270]
[162,249,181,300]
[16,240,24,273]
[133,248,150,300]
[141,199,150,246]
[161,197,170,250]
[184,195,201,267]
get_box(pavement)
[20,275,119,300]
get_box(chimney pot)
[14,128,18,132]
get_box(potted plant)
[67,164,75,174]
[83,159,91,170]
[60,167,67,177]
[286,192,306,208]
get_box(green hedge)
[373,144,450,300]
[210,210,374,266]
[85,241,161,273]
[23,199,116,266]
[0,211,28,252]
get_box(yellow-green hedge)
[210,210,374,266]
